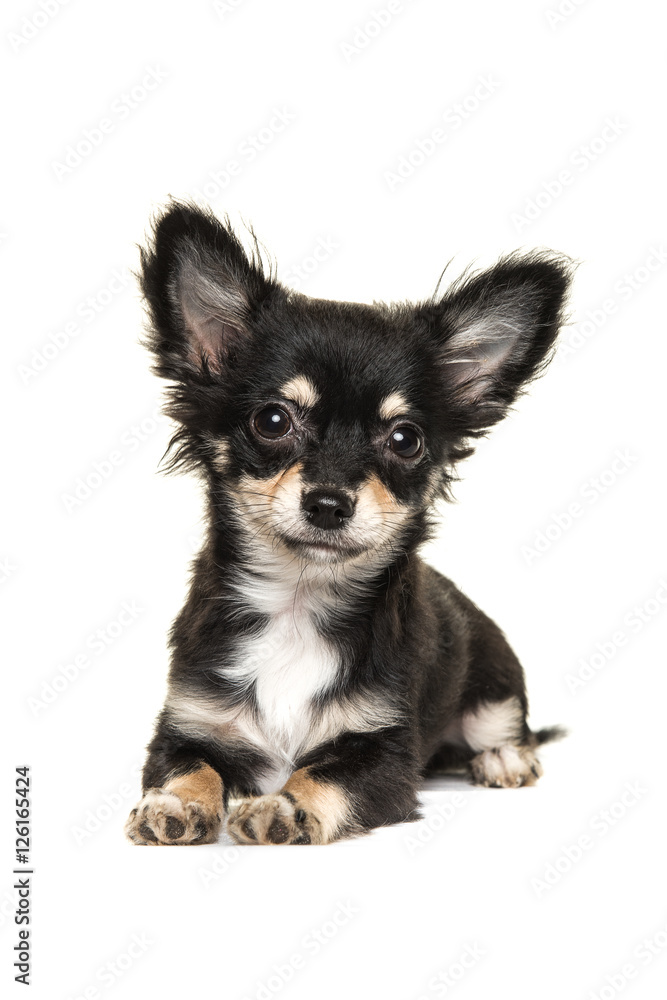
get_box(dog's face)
[210,300,445,565]
[141,205,570,566]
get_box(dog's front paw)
[227,794,323,845]
[469,745,543,788]
[125,788,222,845]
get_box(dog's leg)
[126,705,277,846]
[443,696,547,789]
[125,761,224,845]
[226,768,348,845]
[227,730,420,845]
[469,744,543,788]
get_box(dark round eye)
[253,406,292,439]
[388,426,422,458]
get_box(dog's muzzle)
[301,489,355,531]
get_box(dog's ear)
[140,202,272,380]
[428,252,573,433]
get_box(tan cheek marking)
[283,768,352,843]
[163,763,223,816]
[378,391,409,421]
[270,461,305,502]
[279,375,319,409]
[237,469,282,502]
[237,461,304,504]
[359,473,409,515]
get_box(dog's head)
[141,203,572,566]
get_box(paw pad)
[470,745,543,788]
[227,794,319,846]
[125,789,221,845]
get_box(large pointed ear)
[139,202,273,380]
[427,252,573,432]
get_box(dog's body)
[126,204,571,846]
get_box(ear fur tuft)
[139,199,274,382]
[430,250,575,431]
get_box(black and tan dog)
[125,203,571,846]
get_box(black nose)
[302,490,355,531]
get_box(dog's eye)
[253,406,292,439]
[388,426,422,459]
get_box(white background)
[3,1,667,998]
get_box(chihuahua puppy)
[125,203,571,847]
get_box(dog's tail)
[530,724,568,746]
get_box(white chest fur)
[232,608,339,748]
[166,553,396,794]
[223,559,342,788]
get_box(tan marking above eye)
[378,391,409,421]
[279,375,320,409]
